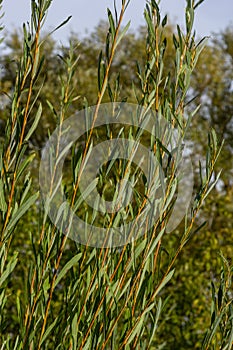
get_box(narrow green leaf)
[71,313,78,349]
[74,178,98,212]
[98,51,106,92]
[146,228,165,261]
[25,103,42,141]
[126,314,145,345]
[144,9,155,40]
[0,178,7,213]
[162,14,167,27]
[202,309,225,348]
[54,253,82,287]
[16,153,35,182]
[194,0,205,9]
[0,253,18,288]
[6,192,39,233]
[115,21,131,48]
[40,317,58,345]
[49,15,72,36]
[186,7,194,33]
[149,298,162,347]
[107,8,116,41]
[154,269,175,297]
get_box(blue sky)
[2,0,233,43]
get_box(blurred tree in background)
[0,1,232,348]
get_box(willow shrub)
[0,0,232,349]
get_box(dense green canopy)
[0,0,232,348]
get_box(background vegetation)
[0,0,232,349]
